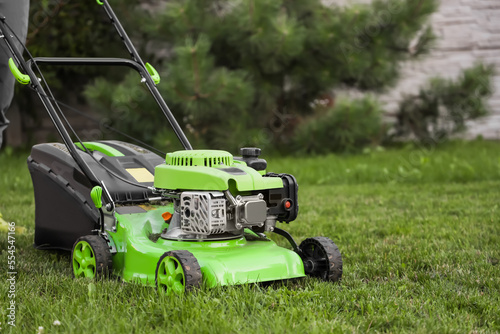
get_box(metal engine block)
[180,192,227,235]
[161,190,275,240]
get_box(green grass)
[1,140,499,333]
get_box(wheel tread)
[72,235,112,278]
[155,250,202,293]
[299,236,343,282]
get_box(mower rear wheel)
[299,237,342,282]
[72,235,112,279]
[155,250,202,295]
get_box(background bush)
[293,97,385,154]
[84,0,438,153]
[17,0,494,154]
[12,0,139,140]
[394,63,495,143]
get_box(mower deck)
[111,206,305,287]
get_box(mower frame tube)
[99,0,192,151]
[26,56,192,152]
[0,19,105,196]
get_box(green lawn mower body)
[28,141,305,287]
[1,0,342,293]
[111,210,305,287]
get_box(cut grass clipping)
[0,140,499,333]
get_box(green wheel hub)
[156,256,186,294]
[71,235,112,279]
[73,241,97,278]
[155,250,202,294]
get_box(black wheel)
[299,237,342,282]
[155,250,202,294]
[72,235,112,279]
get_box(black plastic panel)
[28,140,165,250]
[29,158,99,250]
[29,140,164,204]
[262,173,299,223]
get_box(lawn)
[1,140,499,333]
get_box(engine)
[154,149,298,241]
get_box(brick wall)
[331,0,500,139]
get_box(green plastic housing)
[109,205,305,287]
[155,150,282,192]
[9,58,30,85]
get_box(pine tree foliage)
[85,0,438,151]
[14,0,139,136]
[27,0,138,85]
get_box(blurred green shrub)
[293,97,385,154]
[84,0,438,153]
[25,1,138,87]
[14,0,140,132]
[394,63,495,143]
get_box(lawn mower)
[0,0,342,293]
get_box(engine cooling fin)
[166,150,233,167]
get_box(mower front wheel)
[71,235,112,279]
[299,237,342,282]
[155,250,202,295]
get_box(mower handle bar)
[26,57,192,152]
[27,57,147,75]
